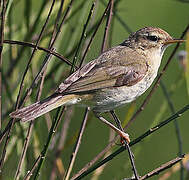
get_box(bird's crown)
[121,27,174,49]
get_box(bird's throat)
[146,47,163,75]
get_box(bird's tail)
[10,94,80,122]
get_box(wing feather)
[58,46,148,94]
[64,63,148,93]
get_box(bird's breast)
[91,66,159,113]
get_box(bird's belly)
[91,72,156,112]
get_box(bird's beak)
[163,39,185,45]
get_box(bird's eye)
[146,35,159,42]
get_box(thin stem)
[1,72,14,105]
[0,0,7,170]
[33,106,65,179]
[160,81,184,180]
[139,155,184,180]
[123,155,185,180]
[129,104,188,147]
[101,0,114,53]
[23,156,41,180]
[110,111,139,180]
[48,0,65,46]
[5,0,47,78]
[15,52,50,180]
[64,107,90,180]
[79,0,112,67]
[20,0,74,108]
[15,0,56,109]
[71,137,118,180]
[0,0,7,129]
[14,121,34,180]
[100,0,132,33]
[70,2,95,73]
[3,40,74,67]
[18,0,73,111]
[50,106,74,180]
[50,0,75,49]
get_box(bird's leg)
[94,112,130,143]
[110,110,128,145]
[109,110,139,179]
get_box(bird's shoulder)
[97,45,146,66]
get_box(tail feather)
[10,94,79,122]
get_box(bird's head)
[122,27,185,54]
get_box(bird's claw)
[119,132,130,145]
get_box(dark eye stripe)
[147,35,159,42]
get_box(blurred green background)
[1,0,189,179]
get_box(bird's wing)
[57,60,97,93]
[57,46,148,94]
[63,62,148,93]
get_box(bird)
[10,27,184,142]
